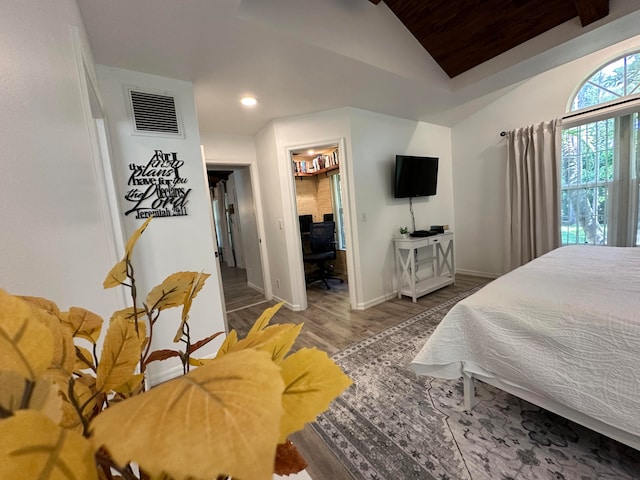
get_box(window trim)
[563,95,640,129]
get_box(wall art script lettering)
[124,150,191,219]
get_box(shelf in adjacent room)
[294,164,339,177]
[292,147,339,177]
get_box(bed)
[410,245,640,450]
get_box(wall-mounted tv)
[394,155,439,198]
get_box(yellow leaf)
[110,307,148,348]
[58,376,96,430]
[103,258,128,289]
[112,374,144,397]
[110,306,145,322]
[0,410,97,480]
[247,301,285,337]
[75,372,97,392]
[40,313,76,380]
[174,271,209,342]
[188,357,212,367]
[146,271,209,313]
[95,316,141,393]
[279,347,352,443]
[226,323,304,364]
[75,345,95,372]
[214,329,237,358]
[125,216,153,258]
[0,290,54,381]
[59,399,84,433]
[104,217,152,288]
[0,371,62,423]
[91,350,284,480]
[18,296,61,316]
[61,307,104,344]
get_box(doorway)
[207,166,267,313]
[290,143,350,307]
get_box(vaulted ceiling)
[371,0,610,77]
[77,0,639,136]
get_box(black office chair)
[298,214,313,236]
[303,221,344,290]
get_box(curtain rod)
[500,96,640,136]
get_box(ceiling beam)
[574,0,609,26]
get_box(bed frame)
[462,372,640,451]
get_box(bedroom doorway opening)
[206,165,268,313]
[290,142,350,309]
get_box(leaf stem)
[127,259,140,338]
[19,379,36,409]
[0,404,14,419]
[140,307,158,376]
[67,378,91,436]
[183,322,191,373]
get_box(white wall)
[255,122,295,305]
[267,110,352,309]
[452,34,640,277]
[349,109,454,307]
[0,0,121,317]
[233,168,264,291]
[96,66,226,384]
[254,108,453,310]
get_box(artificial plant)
[0,217,352,479]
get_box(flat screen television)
[394,155,438,198]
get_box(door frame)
[205,160,272,301]
[286,137,358,310]
[72,27,128,310]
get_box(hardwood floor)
[220,263,268,313]
[221,265,488,479]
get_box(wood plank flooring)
[220,264,268,312]
[221,265,488,479]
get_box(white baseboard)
[356,291,398,310]
[146,363,184,387]
[271,294,304,312]
[247,281,264,294]
[455,268,500,279]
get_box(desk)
[394,232,454,302]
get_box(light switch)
[278,219,284,229]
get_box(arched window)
[560,52,640,246]
[570,53,640,111]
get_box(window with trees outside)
[561,52,640,246]
[330,173,346,250]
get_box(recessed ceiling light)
[240,96,258,106]
[307,149,314,155]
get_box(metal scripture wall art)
[125,149,191,219]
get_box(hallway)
[220,264,267,313]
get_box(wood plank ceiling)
[369,0,610,77]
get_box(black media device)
[394,155,439,198]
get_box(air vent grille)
[129,90,180,135]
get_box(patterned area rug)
[312,288,640,479]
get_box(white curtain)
[506,119,561,271]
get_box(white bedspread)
[411,245,640,437]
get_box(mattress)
[411,245,640,437]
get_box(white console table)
[394,232,455,302]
